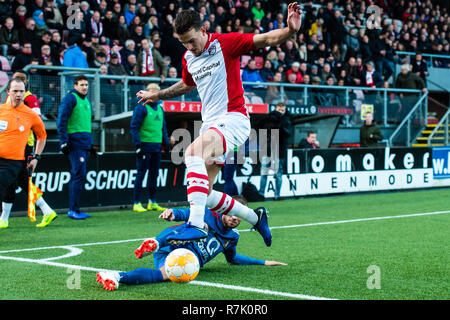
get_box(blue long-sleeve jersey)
[130,102,170,153]
[56,89,93,150]
[170,208,265,268]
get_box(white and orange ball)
[164,248,200,283]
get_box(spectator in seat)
[412,53,429,84]
[90,34,107,56]
[346,28,360,59]
[120,39,137,62]
[44,0,64,32]
[63,37,89,68]
[167,66,177,79]
[241,59,264,91]
[282,40,300,66]
[19,17,39,46]
[302,74,311,85]
[124,53,137,76]
[116,15,130,45]
[13,5,27,31]
[308,18,324,42]
[81,37,97,67]
[93,51,107,68]
[90,10,104,39]
[11,42,34,71]
[395,64,427,92]
[285,61,303,84]
[395,64,427,119]
[360,34,372,62]
[136,38,167,81]
[32,10,49,34]
[251,1,265,22]
[108,53,127,77]
[0,17,20,57]
[319,63,333,83]
[49,31,62,61]
[265,71,287,105]
[124,3,136,26]
[260,59,274,82]
[102,10,116,42]
[362,61,383,88]
[31,30,51,59]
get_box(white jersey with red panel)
[182,32,256,124]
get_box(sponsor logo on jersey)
[0,120,7,131]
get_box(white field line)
[0,252,334,300]
[239,210,450,232]
[1,209,449,300]
[1,209,449,254]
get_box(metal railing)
[389,91,429,147]
[396,51,450,68]
[428,108,450,146]
[2,65,425,128]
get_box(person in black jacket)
[0,17,20,57]
[258,102,291,200]
[298,131,320,149]
[411,52,429,83]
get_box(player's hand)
[286,2,302,33]
[89,146,97,158]
[27,159,38,174]
[60,142,69,155]
[136,90,158,105]
[135,145,145,159]
[264,260,287,266]
[159,209,174,221]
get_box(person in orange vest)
[1,72,57,228]
[0,77,47,229]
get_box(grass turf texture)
[0,188,448,300]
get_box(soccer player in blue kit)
[96,196,286,291]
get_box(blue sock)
[119,268,164,285]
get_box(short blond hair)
[146,83,160,91]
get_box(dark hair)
[307,130,316,137]
[7,77,26,90]
[232,195,248,207]
[174,9,202,35]
[74,75,88,85]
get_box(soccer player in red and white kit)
[136,3,303,245]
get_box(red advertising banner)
[162,101,269,114]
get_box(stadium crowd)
[0,0,448,110]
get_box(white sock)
[35,197,53,215]
[185,156,209,228]
[1,202,13,222]
[207,190,258,225]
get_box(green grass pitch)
[0,188,449,300]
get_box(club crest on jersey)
[208,45,216,55]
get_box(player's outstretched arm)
[136,80,196,105]
[253,2,302,48]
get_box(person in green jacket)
[57,75,95,219]
[130,83,170,212]
[360,112,383,148]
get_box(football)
[164,248,200,283]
